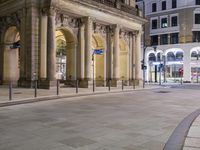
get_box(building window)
[152,19,158,29]
[152,3,157,12]
[196,0,200,5]
[162,1,166,10]
[160,34,168,45]
[151,35,158,46]
[193,31,200,42]
[195,14,200,24]
[170,33,179,44]
[161,18,168,28]
[171,16,178,26]
[172,0,177,8]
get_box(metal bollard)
[122,80,124,91]
[57,80,60,96]
[108,80,111,91]
[76,80,79,93]
[34,80,37,98]
[93,79,95,92]
[9,81,12,101]
[133,79,135,89]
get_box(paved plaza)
[1,85,200,150]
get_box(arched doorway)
[55,28,76,85]
[119,39,128,82]
[165,49,184,82]
[190,47,200,83]
[148,52,156,82]
[92,33,105,86]
[3,26,20,85]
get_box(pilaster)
[135,31,142,83]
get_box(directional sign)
[93,49,103,55]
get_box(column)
[84,17,93,80]
[47,8,56,81]
[132,34,136,81]
[40,10,47,79]
[77,20,85,79]
[18,9,27,83]
[129,32,133,80]
[0,30,3,84]
[135,31,142,81]
[113,24,120,80]
[183,49,191,82]
[106,26,112,80]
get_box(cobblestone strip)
[164,109,200,150]
[183,116,200,150]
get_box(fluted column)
[135,31,142,80]
[47,8,56,81]
[132,34,136,80]
[0,30,3,84]
[78,20,85,79]
[84,17,93,80]
[40,9,47,79]
[113,24,120,80]
[106,26,112,80]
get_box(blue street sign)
[93,49,103,55]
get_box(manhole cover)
[155,91,170,93]
[14,92,22,94]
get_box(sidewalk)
[183,114,200,150]
[0,84,161,107]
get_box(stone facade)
[0,0,145,88]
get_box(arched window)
[167,52,175,61]
[191,51,198,60]
[148,53,156,62]
[176,51,183,61]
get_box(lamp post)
[142,46,157,88]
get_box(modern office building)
[0,0,145,88]
[137,0,200,83]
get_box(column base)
[38,79,57,89]
[79,79,93,88]
[96,80,106,87]
[129,79,140,86]
[110,79,122,87]
[18,78,32,88]
[64,80,77,87]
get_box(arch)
[190,47,200,60]
[119,38,128,80]
[3,26,20,84]
[148,53,156,62]
[165,48,184,61]
[55,27,76,81]
[92,33,105,86]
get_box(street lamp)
[142,45,157,88]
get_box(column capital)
[48,7,58,16]
[81,16,93,24]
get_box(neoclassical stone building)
[0,0,145,88]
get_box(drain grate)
[155,91,170,93]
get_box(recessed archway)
[92,33,105,86]
[119,39,128,80]
[55,28,76,83]
[3,26,20,85]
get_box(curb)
[163,108,200,150]
[0,87,159,107]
